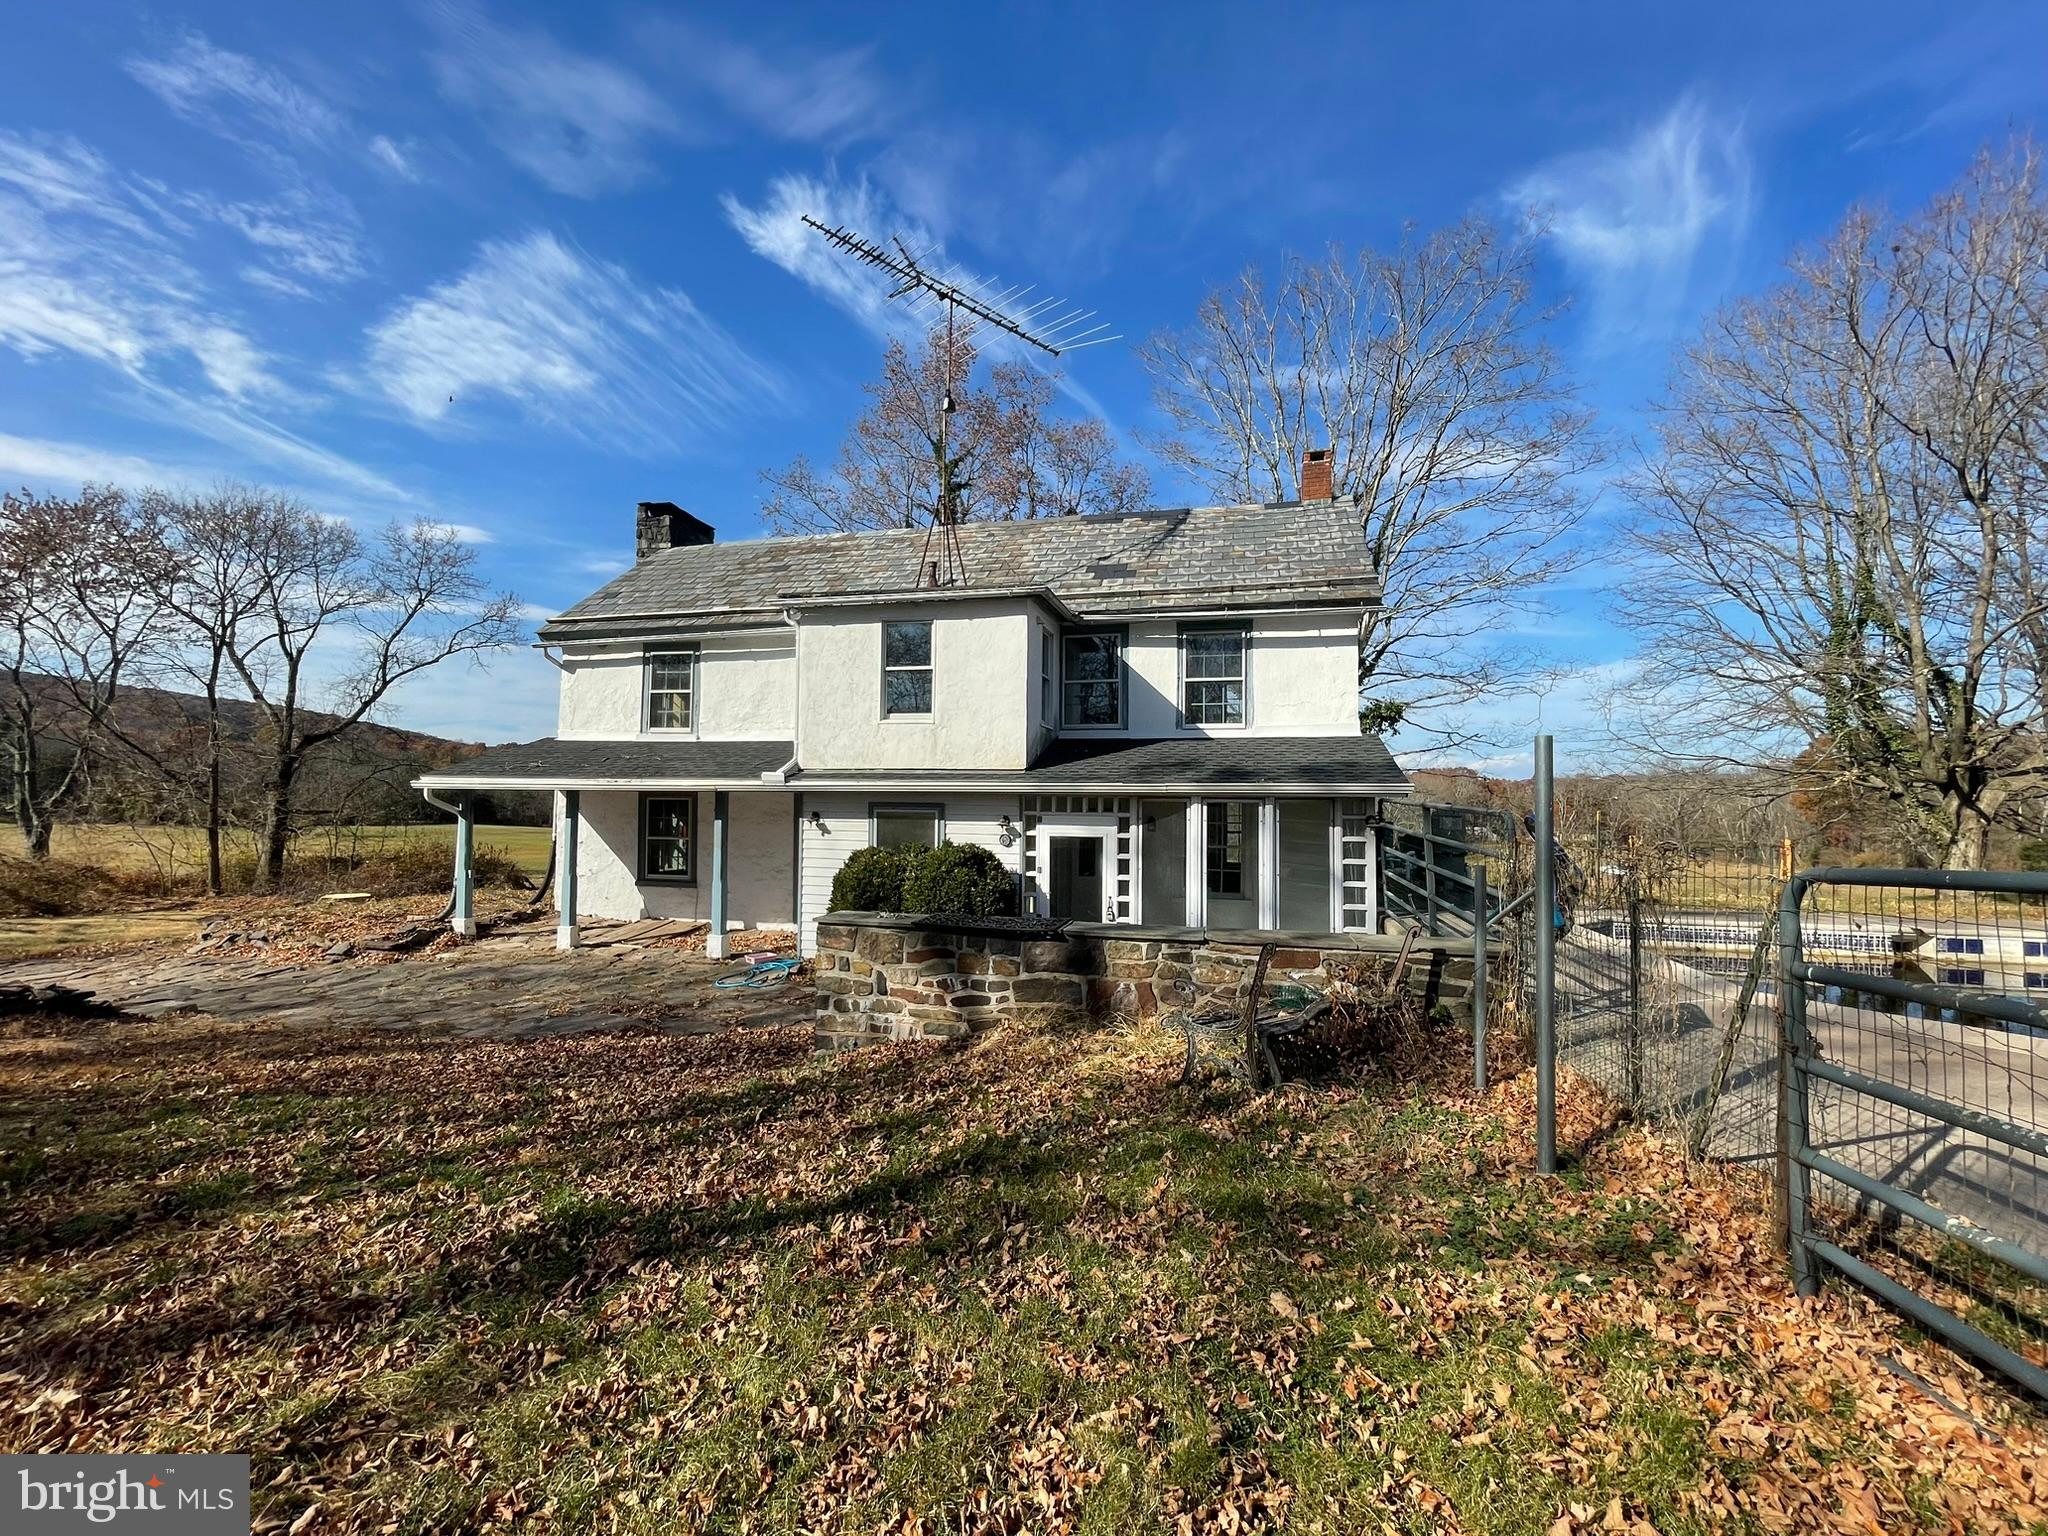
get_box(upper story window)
[882,621,933,716]
[1180,625,1248,727]
[1062,630,1123,728]
[645,648,696,731]
[1039,626,1054,726]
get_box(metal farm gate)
[1779,867,2048,1400]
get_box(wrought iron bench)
[1162,943,1330,1087]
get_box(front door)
[1048,836,1105,921]
[1033,815,1119,922]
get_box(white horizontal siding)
[796,790,1024,955]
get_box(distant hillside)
[9,674,546,827]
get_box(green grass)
[2,821,554,878]
[0,1015,2040,1534]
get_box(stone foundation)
[812,912,1492,1052]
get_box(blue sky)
[4,2,2044,761]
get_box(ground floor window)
[639,794,695,882]
[871,803,942,849]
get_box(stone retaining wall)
[812,912,1491,1052]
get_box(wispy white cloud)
[722,172,937,341]
[1504,95,1751,340]
[0,131,281,398]
[428,2,681,197]
[360,230,781,454]
[188,186,369,294]
[427,521,493,543]
[0,430,212,492]
[636,19,895,144]
[124,32,346,150]
[367,134,423,182]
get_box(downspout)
[758,607,802,783]
[420,786,463,818]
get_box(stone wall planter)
[812,911,1496,1052]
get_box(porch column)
[556,789,580,950]
[451,794,476,937]
[705,790,729,960]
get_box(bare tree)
[177,491,524,888]
[130,486,276,893]
[761,327,1149,535]
[0,487,168,858]
[1618,145,2048,869]
[1140,217,1595,747]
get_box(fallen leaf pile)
[0,1006,2042,1533]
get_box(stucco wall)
[1113,613,1363,737]
[796,790,1024,955]
[573,789,796,927]
[556,632,796,741]
[795,601,1031,770]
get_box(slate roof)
[414,734,1409,794]
[539,498,1378,640]
[417,739,795,787]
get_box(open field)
[1,1004,2041,1533]
[2,821,554,879]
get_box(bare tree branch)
[1138,217,1597,749]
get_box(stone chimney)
[635,501,715,560]
[1299,447,1334,502]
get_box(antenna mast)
[802,215,1119,589]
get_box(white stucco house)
[416,468,1411,958]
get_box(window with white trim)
[645,649,695,730]
[1062,630,1123,727]
[882,621,933,716]
[1180,626,1247,726]
[1039,626,1054,727]
[639,794,695,882]
[872,803,942,849]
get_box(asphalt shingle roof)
[540,499,1378,638]
[416,735,1408,794]
[417,739,794,786]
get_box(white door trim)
[1032,812,1121,922]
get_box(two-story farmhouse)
[417,470,1411,958]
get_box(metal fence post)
[1778,872,1817,1296]
[1472,862,1489,1094]
[1534,734,1557,1174]
[1625,873,1644,1109]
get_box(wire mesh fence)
[1549,838,1793,1161]
[1785,870,2048,1396]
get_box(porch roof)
[414,734,1410,797]
[414,738,795,790]
[794,735,1410,795]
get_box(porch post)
[705,790,729,961]
[451,793,476,937]
[556,789,580,950]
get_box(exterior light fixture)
[998,814,1019,847]
[808,811,827,833]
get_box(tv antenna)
[803,215,1119,589]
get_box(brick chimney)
[635,501,715,560]
[1299,447,1334,502]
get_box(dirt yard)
[1,941,2043,1534]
